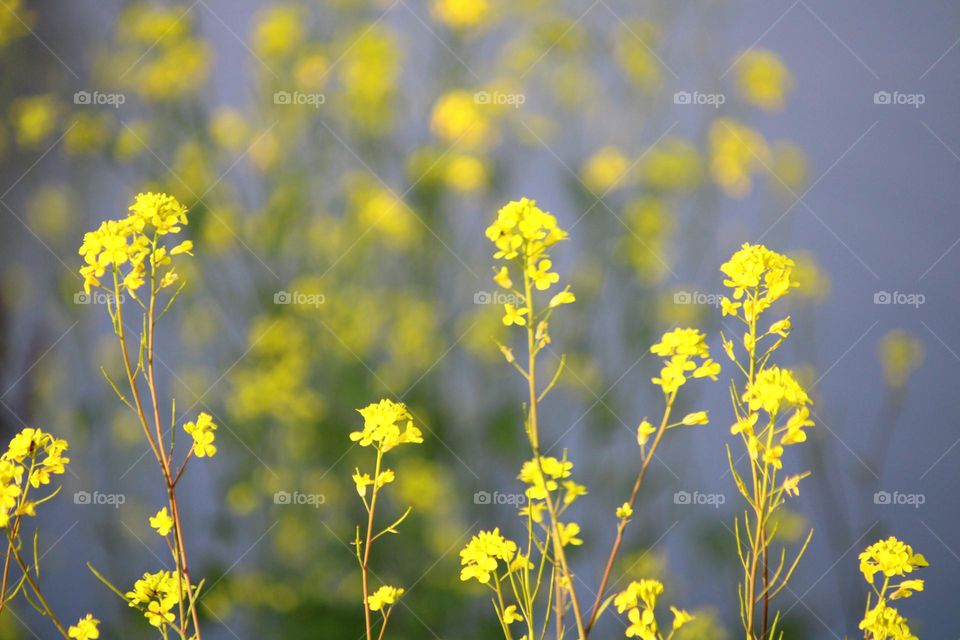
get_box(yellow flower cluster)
[459,528,521,584]
[720,242,795,322]
[649,328,720,395]
[68,614,100,640]
[709,119,770,198]
[350,399,424,452]
[115,4,211,102]
[517,456,572,500]
[367,585,404,612]
[859,537,928,640]
[78,192,193,295]
[125,570,187,628]
[0,427,69,527]
[735,366,813,468]
[183,412,217,458]
[614,579,693,639]
[859,537,928,584]
[486,198,574,326]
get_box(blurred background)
[0,0,958,637]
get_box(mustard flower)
[859,537,928,584]
[351,399,423,452]
[149,507,174,537]
[126,570,185,628]
[650,328,720,394]
[734,49,792,111]
[720,243,795,320]
[502,604,523,624]
[502,303,528,327]
[367,585,404,612]
[68,614,100,640]
[183,412,218,458]
[459,528,520,584]
[742,366,810,417]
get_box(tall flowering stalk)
[858,536,927,640]
[464,199,707,640]
[719,244,814,640]
[79,193,214,639]
[349,399,424,640]
[0,428,99,639]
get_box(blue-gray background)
[0,1,958,638]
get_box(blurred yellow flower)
[252,5,305,58]
[9,95,59,148]
[431,90,496,150]
[443,154,487,192]
[735,49,793,111]
[709,118,770,198]
[431,0,491,30]
[879,330,924,389]
[581,146,629,193]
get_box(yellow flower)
[460,528,519,583]
[680,411,709,426]
[431,0,491,30]
[650,328,719,394]
[493,266,512,290]
[367,585,404,611]
[252,5,305,58]
[879,330,924,389]
[671,606,694,631]
[430,90,495,150]
[616,502,633,519]
[557,522,583,546]
[709,119,770,198]
[126,570,184,628]
[502,604,523,624]
[742,366,810,416]
[68,614,100,640]
[581,146,630,193]
[734,49,792,111]
[502,303,528,327]
[549,290,576,308]
[183,412,217,458]
[350,399,423,452]
[149,507,174,537]
[720,243,795,319]
[637,419,656,446]
[859,537,928,584]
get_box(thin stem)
[584,392,676,635]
